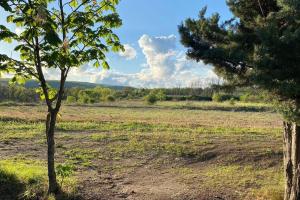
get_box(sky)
[0,0,232,88]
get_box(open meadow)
[0,101,284,200]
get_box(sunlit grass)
[0,101,284,198]
[0,158,77,200]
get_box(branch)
[34,36,52,109]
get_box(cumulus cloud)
[42,34,220,88]
[134,34,219,87]
[138,34,177,81]
[118,44,137,60]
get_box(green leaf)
[16,76,26,85]
[102,61,109,69]
[6,15,13,23]
[70,0,78,8]
[35,88,46,100]
[93,60,100,68]
[44,30,61,46]
[3,37,12,43]
[48,88,57,100]
[0,2,12,12]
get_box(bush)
[229,98,235,106]
[145,93,157,105]
[106,95,115,102]
[66,96,76,104]
[212,93,222,102]
[155,90,167,101]
[240,92,265,103]
[213,93,238,102]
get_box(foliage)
[106,95,115,102]
[229,98,236,106]
[179,0,300,122]
[154,89,167,101]
[0,0,123,105]
[75,87,115,103]
[56,163,74,188]
[212,93,237,102]
[0,84,39,103]
[0,0,123,194]
[212,93,222,102]
[145,93,158,105]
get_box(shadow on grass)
[177,105,274,112]
[0,169,24,200]
[0,116,44,123]
[55,191,83,200]
[0,169,82,200]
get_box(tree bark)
[284,121,300,200]
[46,110,60,194]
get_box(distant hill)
[0,78,129,90]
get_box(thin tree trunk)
[284,121,300,200]
[46,111,60,194]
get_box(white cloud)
[138,34,177,81]
[134,34,219,88]
[41,34,220,88]
[118,44,137,60]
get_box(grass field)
[0,101,284,200]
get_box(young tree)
[179,1,300,199]
[0,0,123,195]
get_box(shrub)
[156,90,167,101]
[240,92,266,103]
[229,98,235,106]
[106,95,115,102]
[212,93,222,102]
[145,93,157,105]
[78,96,90,104]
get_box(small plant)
[156,90,167,101]
[106,95,116,102]
[47,194,56,200]
[229,98,235,106]
[145,93,157,105]
[56,163,74,188]
[212,93,222,102]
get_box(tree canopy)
[179,0,300,122]
[0,0,123,109]
[0,0,124,194]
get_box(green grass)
[0,158,77,200]
[0,101,284,199]
[203,165,284,199]
[64,148,99,167]
[0,158,47,199]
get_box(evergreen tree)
[179,1,300,199]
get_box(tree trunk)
[46,111,60,194]
[284,121,300,200]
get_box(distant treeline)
[0,78,126,90]
[0,83,266,103]
[0,84,40,102]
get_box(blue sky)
[0,0,232,88]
